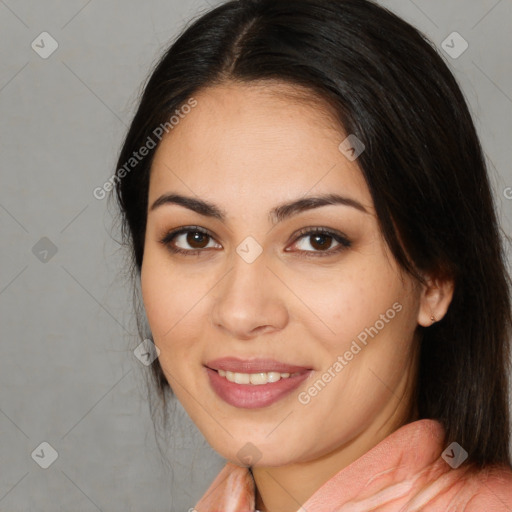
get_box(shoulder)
[460,464,512,512]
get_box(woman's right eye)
[159,227,221,255]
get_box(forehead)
[149,81,373,215]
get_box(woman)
[112,0,512,509]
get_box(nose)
[211,249,289,340]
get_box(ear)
[417,275,454,327]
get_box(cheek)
[140,249,214,363]
[140,264,170,338]
[324,274,418,398]
[140,250,189,341]
[294,258,405,349]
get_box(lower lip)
[205,367,312,409]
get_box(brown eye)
[186,231,210,249]
[309,234,334,251]
[159,226,221,255]
[288,227,352,257]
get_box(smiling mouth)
[212,368,305,385]
[205,366,313,409]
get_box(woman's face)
[141,82,425,467]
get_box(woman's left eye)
[159,226,351,257]
[288,228,352,256]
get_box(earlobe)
[417,276,455,327]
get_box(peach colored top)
[193,419,512,511]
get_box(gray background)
[1,0,511,511]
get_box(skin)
[140,81,454,512]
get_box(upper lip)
[205,357,312,374]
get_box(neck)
[251,384,419,512]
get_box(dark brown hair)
[113,0,512,467]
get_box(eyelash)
[158,225,352,258]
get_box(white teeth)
[217,369,299,385]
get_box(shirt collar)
[194,419,446,511]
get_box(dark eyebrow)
[149,193,369,223]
